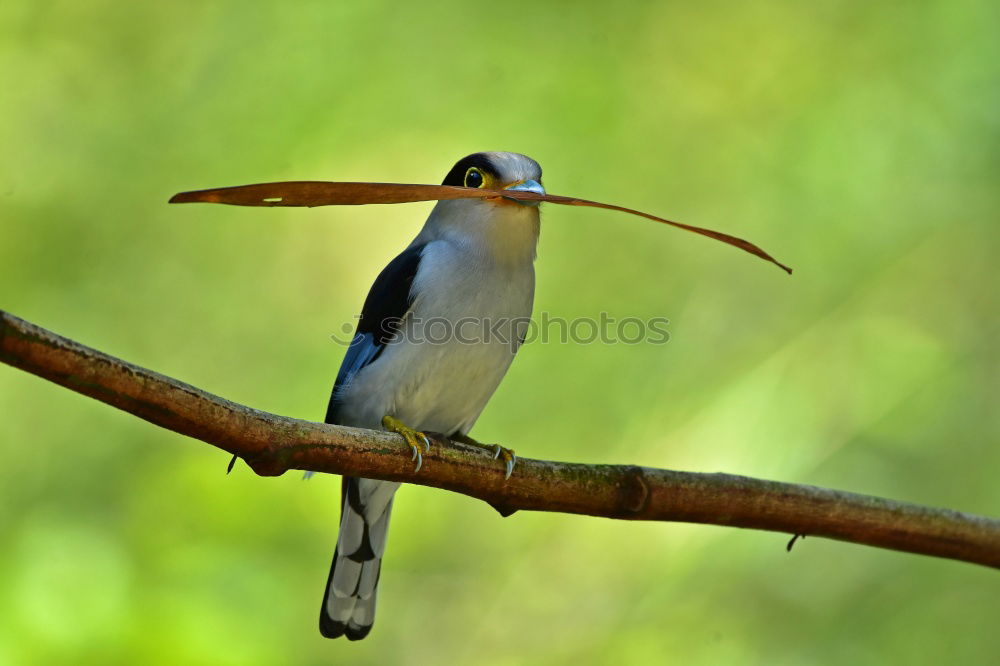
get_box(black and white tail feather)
[319,476,399,640]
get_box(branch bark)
[2,309,998,569]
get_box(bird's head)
[442,152,544,206]
[424,152,544,262]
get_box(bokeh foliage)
[2,1,998,663]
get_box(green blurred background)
[2,1,998,663]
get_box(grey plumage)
[319,152,543,639]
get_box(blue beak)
[502,179,545,206]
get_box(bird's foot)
[382,415,431,473]
[452,433,517,480]
[492,445,517,480]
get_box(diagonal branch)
[2,310,998,569]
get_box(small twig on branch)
[2,309,998,569]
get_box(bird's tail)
[320,476,399,640]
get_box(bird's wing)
[324,243,426,425]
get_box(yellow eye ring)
[464,167,485,188]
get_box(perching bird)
[319,152,544,640]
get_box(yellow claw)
[382,415,431,472]
[492,445,517,480]
[451,433,516,480]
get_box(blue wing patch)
[327,332,380,406]
[324,243,426,425]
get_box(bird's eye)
[464,168,484,188]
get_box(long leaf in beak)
[169,181,792,274]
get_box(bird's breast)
[336,239,535,435]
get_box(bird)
[318,151,545,640]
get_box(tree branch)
[2,310,998,569]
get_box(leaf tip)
[168,190,202,204]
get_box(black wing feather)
[324,243,425,424]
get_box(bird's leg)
[382,415,431,473]
[451,433,517,480]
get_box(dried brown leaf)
[169,181,791,274]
